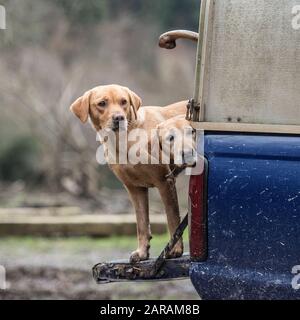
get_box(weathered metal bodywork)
[189,1,300,299]
[196,0,300,127]
[190,133,300,299]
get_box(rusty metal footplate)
[92,254,190,283]
[93,214,189,283]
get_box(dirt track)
[1,266,198,300]
[0,237,199,300]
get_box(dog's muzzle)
[181,150,197,167]
[112,114,127,131]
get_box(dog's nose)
[113,114,125,123]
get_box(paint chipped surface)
[191,134,300,300]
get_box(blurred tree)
[106,0,199,30]
[54,0,199,30]
[142,0,200,30]
[0,136,41,183]
[53,0,108,25]
[0,0,197,195]
[1,0,200,49]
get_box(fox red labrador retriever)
[70,84,187,262]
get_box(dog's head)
[156,115,197,167]
[70,85,142,132]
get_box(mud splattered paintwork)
[190,134,300,300]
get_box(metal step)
[93,254,190,283]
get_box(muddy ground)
[0,176,196,299]
[0,236,199,300]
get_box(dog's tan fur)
[156,115,196,170]
[70,85,187,262]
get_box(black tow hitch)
[93,214,190,283]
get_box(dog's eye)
[98,101,107,107]
[185,127,196,135]
[121,99,127,106]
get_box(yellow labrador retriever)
[156,115,197,176]
[70,84,187,262]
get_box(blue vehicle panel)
[190,134,300,300]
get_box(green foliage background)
[54,0,199,28]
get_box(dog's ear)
[124,87,142,120]
[70,90,92,123]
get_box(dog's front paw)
[129,250,149,264]
[166,242,184,259]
